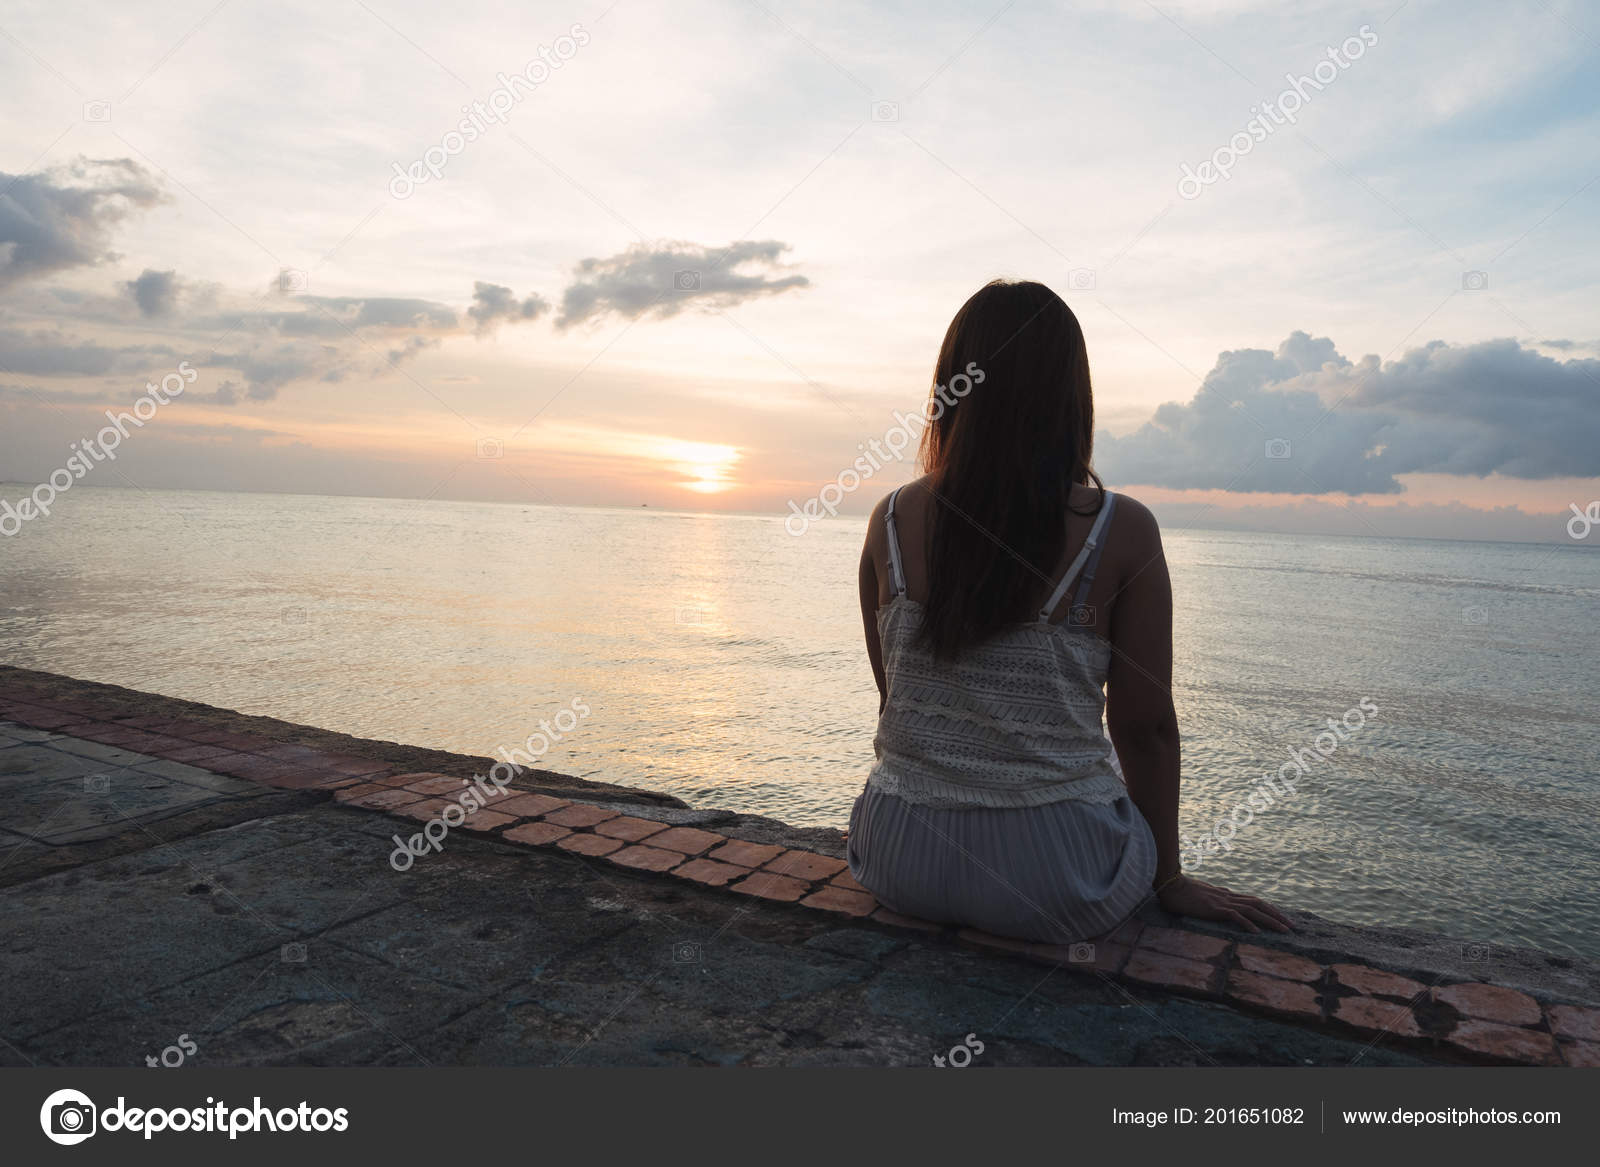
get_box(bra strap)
[884,487,908,597]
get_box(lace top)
[867,490,1128,810]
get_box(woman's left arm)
[859,504,888,713]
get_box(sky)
[1,0,1597,543]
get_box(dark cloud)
[123,268,180,317]
[0,158,166,288]
[556,240,809,328]
[1097,332,1600,494]
[467,281,549,334]
[0,325,177,376]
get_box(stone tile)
[957,928,1034,955]
[493,793,571,818]
[400,774,470,797]
[0,768,223,845]
[707,839,785,868]
[1137,926,1230,962]
[1100,918,1144,947]
[322,755,394,776]
[1083,941,1131,974]
[503,821,573,847]
[161,744,237,765]
[259,770,362,791]
[455,808,515,833]
[43,737,150,767]
[1332,994,1421,1039]
[730,871,809,903]
[344,785,421,814]
[397,799,452,822]
[608,845,686,873]
[1547,1004,1600,1043]
[366,772,426,788]
[764,850,846,882]
[543,803,621,829]
[871,907,944,933]
[1562,1040,1600,1067]
[1227,969,1322,1020]
[672,858,749,887]
[1446,1019,1560,1065]
[1330,963,1425,1000]
[556,833,622,857]
[132,758,260,795]
[1433,982,1542,1028]
[261,743,338,765]
[1235,944,1323,983]
[1123,949,1218,994]
[0,745,104,782]
[645,826,724,856]
[828,869,868,893]
[800,886,877,917]
[594,815,668,842]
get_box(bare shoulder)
[1108,490,1163,553]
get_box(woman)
[849,279,1291,943]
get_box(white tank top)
[867,490,1127,810]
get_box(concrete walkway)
[2,667,1596,1068]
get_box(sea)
[2,485,1596,959]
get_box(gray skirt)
[846,783,1157,945]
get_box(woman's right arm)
[1105,499,1292,934]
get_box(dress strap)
[1038,491,1117,622]
[1070,492,1118,613]
[884,487,908,597]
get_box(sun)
[659,439,741,494]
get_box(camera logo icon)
[1265,437,1292,460]
[40,1088,97,1145]
[673,269,701,291]
[1461,270,1488,291]
[83,774,110,794]
[672,941,702,963]
[1567,501,1600,541]
[1068,604,1096,627]
[281,941,307,962]
[276,268,307,294]
[475,437,504,460]
[1068,941,1096,963]
[1068,267,1096,290]
[1462,606,1488,626]
[82,100,112,122]
[871,100,899,122]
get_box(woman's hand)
[1157,874,1293,933]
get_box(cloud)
[1097,332,1600,494]
[556,240,809,328]
[0,325,177,376]
[123,268,180,317]
[467,281,549,334]
[0,157,166,288]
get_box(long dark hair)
[917,279,1104,659]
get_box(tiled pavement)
[2,681,1597,1067]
